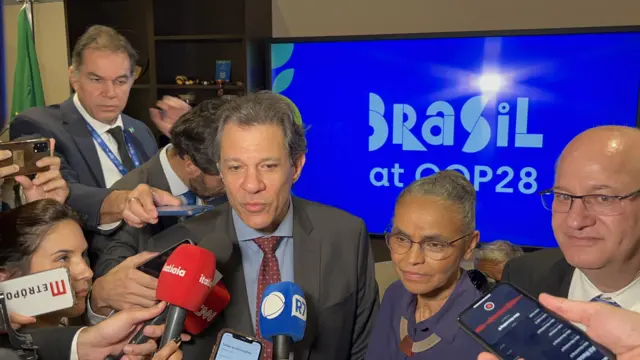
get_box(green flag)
[10,2,44,120]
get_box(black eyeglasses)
[539,188,640,215]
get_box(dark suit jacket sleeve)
[29,326,81,359]
[10,114,111,228]
[351,221,380,359]
[92,224,144,278]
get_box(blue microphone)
[259,281,307,360]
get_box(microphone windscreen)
[259,281,307,342]
[156,244,216,312]
[184,281,231,335]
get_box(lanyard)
[86,123,142,176]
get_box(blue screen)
[270,31,640,247]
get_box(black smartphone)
[136,239,194,278]
[210,329,263,360]
[457,282,616,360]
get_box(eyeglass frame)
[539,188,640,214]
[384,226,475,260]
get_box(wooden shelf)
[154,34,243,41]
[157,84,244,90]
[64,0,272,141]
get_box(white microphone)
[0,267,75,319]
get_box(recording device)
[0,267,74,319]
[259,281,307,360]
[457,282,616,360]
[184,281,230,335]
[156,205,213,217]
[104,307,170,360]
[136,239,194,278]
[156,244,216,347]
[0,138,50,176]
[210,329,263,360]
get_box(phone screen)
[458,282,615,360]
[213,331,262,360]
[136,239,193,278]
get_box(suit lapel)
[291,197,320,360]
[60,99,106,187]
[551,261,574,298]
[219,207,254,335]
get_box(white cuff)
[86,291,109,325]
[69,327,87,360]
[98,220,122,231]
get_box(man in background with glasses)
[503,125,640,315]
[365,170,490,359]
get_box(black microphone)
[105,308,169,360]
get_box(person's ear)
[69,66,80,92]
[292,154,306,183]
[184,156,202,177]
[463,230,480,261]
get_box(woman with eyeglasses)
[365,170,491,359]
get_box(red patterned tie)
[254,236,282,360]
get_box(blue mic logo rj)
[292,294,307,321]
[368,93,544,152]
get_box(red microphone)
[184,281,231,335]
[156,244,215,347]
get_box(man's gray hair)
[475,240,524,262]
[398,170,476,233]
[213,91,307,163]
[71,25,138,76]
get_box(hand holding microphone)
[156,244,216,347]
[259,281,307,360]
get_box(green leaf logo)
[272,69,295,94]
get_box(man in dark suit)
[149,92,379,359]
[87,100,227,319]
[9,25,189,230]
[503,126,640,312]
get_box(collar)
[571,269,640,310]
[232,199,294,241]
[404,270,477,343]
[158,144,190,196]
[73,93,123,134]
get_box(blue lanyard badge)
[86,124,142,176]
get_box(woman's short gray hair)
[213,91,307,164]
[398,170,476,233]
[475,240,524,262]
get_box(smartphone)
[0,138,50,176]
[156,205,213,217]
[136,239,194,278]
[457,282,616,360]
[210,329,263,360]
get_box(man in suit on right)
[149,91,379,359]
[503,126,640,313]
